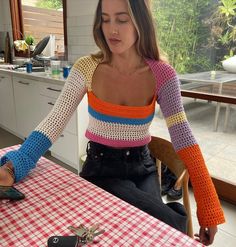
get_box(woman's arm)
[154,61,225,228]
[0,57,88,183]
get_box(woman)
[0,0,224,245]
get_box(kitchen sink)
[32,67,45,72]
[14,66,45,72]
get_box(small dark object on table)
[0,185,25,200]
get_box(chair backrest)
[148,136,193,238]
[148,136,185,178]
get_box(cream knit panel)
[87,115,151,141]
[35,58,88,143]
[79,56,99,91]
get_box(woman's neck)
[110,53,144,76]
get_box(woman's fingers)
[194,226,217,246]
[0,166,14,186]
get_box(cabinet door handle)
[46,87,61,92]
[18,81,30,85]
[48,102,55,106]
[0,77,5,82]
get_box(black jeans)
[80,141,187,233]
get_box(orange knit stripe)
[88,91,156,119]
[177,144,225,227]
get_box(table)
[179,71,236,131]
[0,145,204,247]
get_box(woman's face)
[101,0,138,55]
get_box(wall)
[0,0,98,63]
[0,0,12,35]
[67,0,98,63]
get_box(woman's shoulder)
[71,55,100,81]
[146,58,176,75]
[145,58,177,84]
[73,55,100,69]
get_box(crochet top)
[0,55,225,227]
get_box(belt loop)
[86,141,91,153]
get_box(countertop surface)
[0,66,66,86]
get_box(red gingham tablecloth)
[0,145,204,247]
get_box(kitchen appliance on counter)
[12,36,52,72]
[31,35,51,67]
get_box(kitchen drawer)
[50,131,78,170]
[39,82,63,99]
[13,76,36,87]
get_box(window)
[10,0,67,58]
[152,0,219,74]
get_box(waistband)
[86,141,149,158]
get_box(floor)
[162,190,236,247]
[0,98,235,246]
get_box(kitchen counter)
[0,67,66,86]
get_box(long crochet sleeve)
[0,57,88,182]
[147,59,225,227]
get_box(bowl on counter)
[222,56,236,73]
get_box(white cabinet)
[77,96,89,171]
[0,73,17,132]
[0,71,80,170]
[50,131,78,170]
[38,82,78,169]
[13,76,41,138]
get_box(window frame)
[9,0,67,59]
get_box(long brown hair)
[92,0,163,63]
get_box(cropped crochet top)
[0,55,225,227]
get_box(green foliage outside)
[36,0,62,10]
[152,0,216,73]
[206,0,236,60]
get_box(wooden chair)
[148,136,193,238]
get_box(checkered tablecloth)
[0,145,204,247]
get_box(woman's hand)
[0,162,14,186]
[195,226,218,246]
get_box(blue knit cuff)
[0,150,36,182]
[0,131,52,182]
[19,131,52,163]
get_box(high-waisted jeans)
[80,141,187,233]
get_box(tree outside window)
[151,0,235,73]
